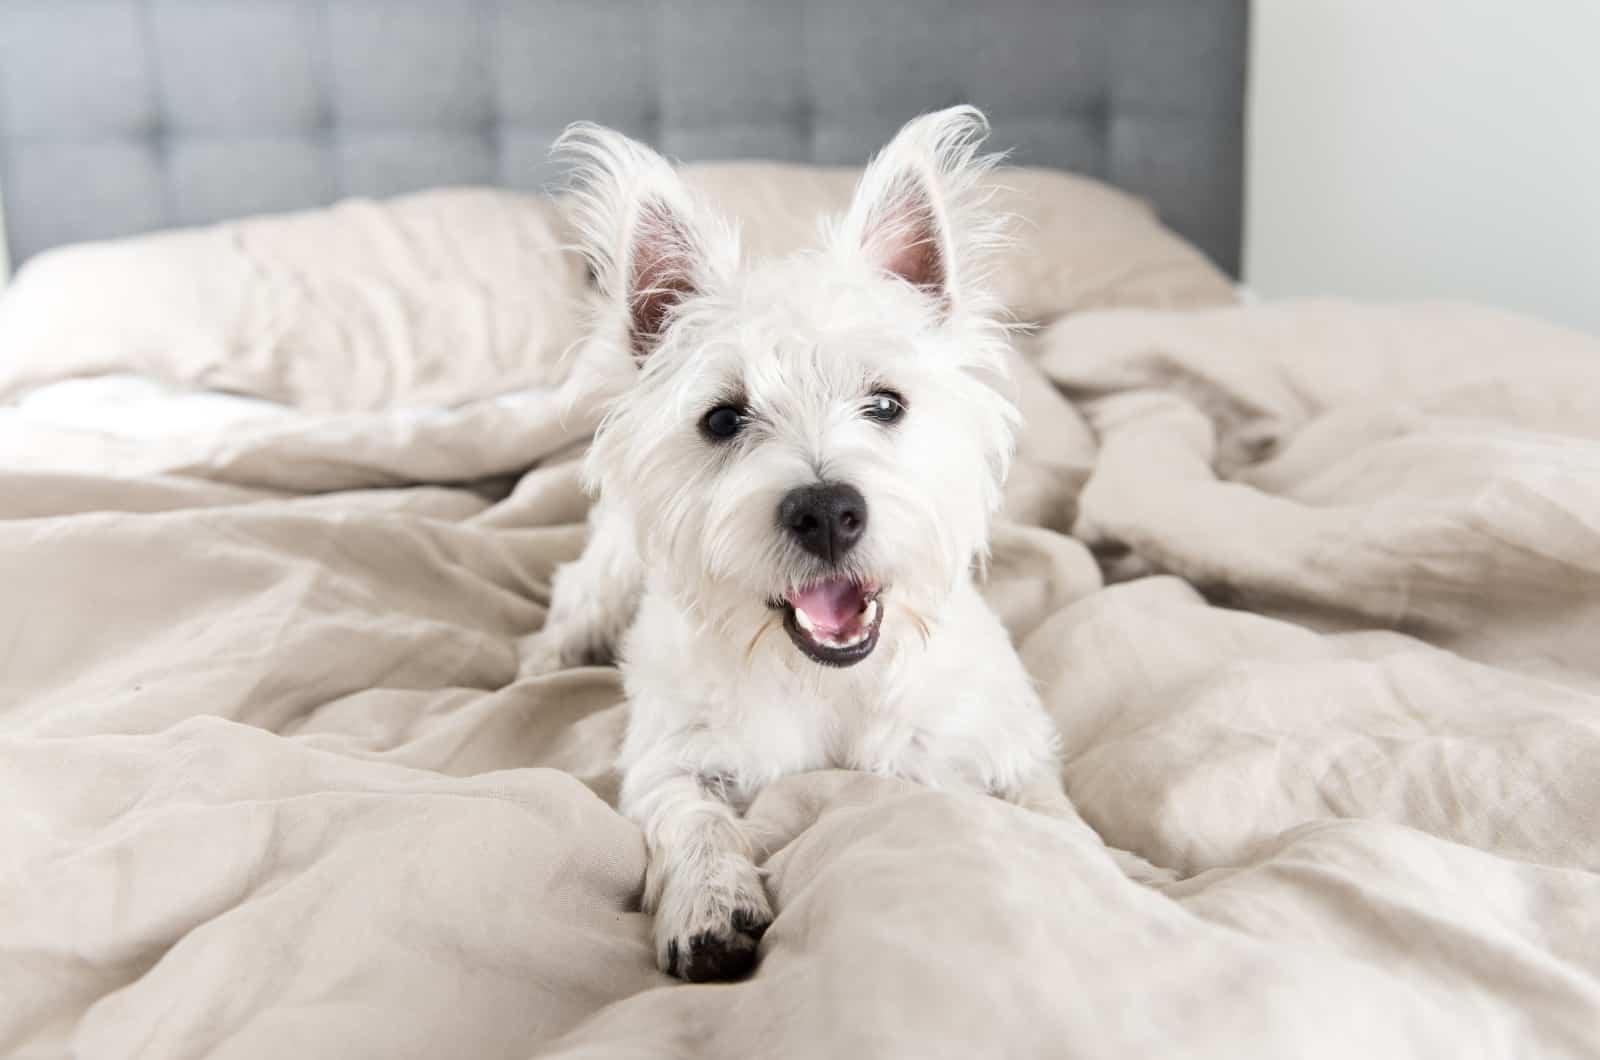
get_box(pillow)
[0,188,587,414]
[0,167,1234,413]
[683,162,1237,324]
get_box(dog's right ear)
[556,124,737,362]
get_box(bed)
[5,3,1600,1058]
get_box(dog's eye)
[700,404,747,441]
[864,390,906,425]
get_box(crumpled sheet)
[4,299,1600,1059]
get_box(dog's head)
[562,107,1017,667]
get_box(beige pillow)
[684,162,1237,324]
[0,188,587,413]
[0,167,1234,412]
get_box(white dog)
[536,108,1155,981]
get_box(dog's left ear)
[840,106,1002,319]
[556,124,738,362]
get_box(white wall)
[1244,1,1600,335]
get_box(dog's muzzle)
[771,482,882,665]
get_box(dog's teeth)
[864,599,880,625]
[794,607,815,633]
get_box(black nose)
[778,482,867,564]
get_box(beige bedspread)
[5,299,1600,1058]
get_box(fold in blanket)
[3,300,1600,1059]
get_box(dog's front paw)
[516,626,615,678]
[666,908,770,982]
[653,862,773,982]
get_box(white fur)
[531,109,1162,980]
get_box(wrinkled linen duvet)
[4,298,1600,1059]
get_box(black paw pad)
[678,930,760,982]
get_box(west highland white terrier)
[534,107,1157,981]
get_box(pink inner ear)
[867,175,949,311]
[628,201,696,360]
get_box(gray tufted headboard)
[0,0,1247,274]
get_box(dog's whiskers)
[900,603,933,647]
[744,615,778,663]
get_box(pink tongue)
[785,578,867,636]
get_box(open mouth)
[774,577,884,667]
